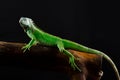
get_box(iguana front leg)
[22,39,37,52]
[57,41,81,72]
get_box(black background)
[0,0,120,80]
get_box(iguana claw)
[21,44,31,53]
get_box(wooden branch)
[0,41,103,80]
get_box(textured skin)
[19,17,119,80]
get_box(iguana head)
[19,17,34,32]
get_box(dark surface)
[0,0,119,80]
[0,41,103,80]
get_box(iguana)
[19,17,120,80]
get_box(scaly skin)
[19,17,120,80]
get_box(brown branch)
[0,41,103,80]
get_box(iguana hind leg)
[63,49,81,72]
[57,41,81,72]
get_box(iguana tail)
[63,39,120,80]
[100,52,120,80]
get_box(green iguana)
[19,17,120,80]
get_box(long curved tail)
[101,52,120,80]
[63,39,120,80]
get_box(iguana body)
[19,17,120,80]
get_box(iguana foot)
[22,44,31,53]
[69,56,81,72]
